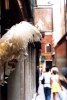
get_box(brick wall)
[41,35,52,54]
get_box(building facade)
[34,0,53,69]
[34,0,67,74]
[0,1,41,100]
[55,0,67,76]
[55,34,67,74]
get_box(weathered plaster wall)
[8,46,36,100]
[25,47,36,100]
[8,62,21,100]
[55,40,67,74]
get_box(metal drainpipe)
[4,63,6,85]
[32,0,34,17]
[24,59,25,100]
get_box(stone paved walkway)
[32,83,67,100]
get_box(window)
[46,44,51,52]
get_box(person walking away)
[36,66,39,95]
[51,70,62,100]
[41,67,51,100]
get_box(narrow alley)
[0,0,67,100]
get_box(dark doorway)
[1,84,7,100]
[46,61,52,69]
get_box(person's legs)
[47,88,51,100]
[36,83,39,96]
[53,92,59,100]
[55,92,59,100]
[53,93,55,100]
[36,83,39,93]
[44,87,47,100]
[44,87,51,100]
